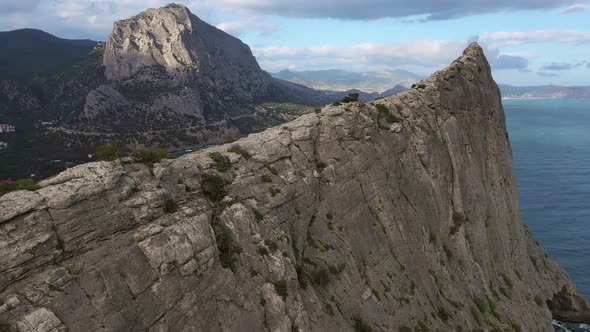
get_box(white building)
[0,124,15,133]
[0,142,7,150]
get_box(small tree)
[96,144,118,161]
[341,93,359,103]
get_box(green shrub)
[257,247,269,256]
[534,295,544,307]
[133,148,174,164]
[274,279,288,299]
[16,179,40,191]
[332,101,342,106]
[163,198,178,213]
[266,165,278,175]
[252,208,264,221]
[326,212,333,220]
[341,93,359,103]
[375,103,400,123]
[268,187,281,197]
[95,144,118,161]
[208,152,231,172]
[310,268,331,286]
[317,161,328,171]
[227,145,251,160]
[295,265,307,288]
[264,240,278,252]
[437,307,450,322]
[224,136,237,143]
[201,174,228,202]
[398,327,412,332]
[429,232,437,244]
[352,317,372,332]
[261,175,272,183]
[473,296,487,313]
[214,224,241,271]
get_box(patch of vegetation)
[341,93,359,103]
[95,144,118,161]
[437,307,450,322]
[310,268,331,286]
[352,317,372,332]
[274,279,288,299]
[201,174,228,202]
[224,136,237,144]
[429,232,437,244]
[510,321,522,332]
[534,295,544,307]
[268,187,281,197]
[470,306,481,325]
[48,284,64,292]
[214,224,242,271]
[163,198,178,214]
[261,175,272,183]
[416,321,430,332]
[208,152,232,172]
[133,148,175,165]
[264,240,278,252]
[252,208,264,222]
[412,83,427,89]
[324,302,335,316]
[398,327,412,332]
[332,101,342,106]
[473,296,487,313]
[296,265,308,289]
[375,103,400,124]
[326,212,333,220]
[257,247,269,256]
[0,178,41,197]
[227,145,251,160]
[266,165,278,175]
[317,161,328,171]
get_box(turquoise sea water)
[504,99,590,301]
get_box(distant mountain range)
[0,29,98,81]
[499,84,590,99]
[271,68,421,93]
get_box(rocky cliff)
[1,43,588,332]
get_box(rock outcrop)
[1,43,588,332]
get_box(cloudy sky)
[1,0,589,85]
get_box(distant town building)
[0,124,15,133]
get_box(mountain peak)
[103,3,260,81]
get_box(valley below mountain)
[1,40,589,331]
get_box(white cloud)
[563,3,590,13]
[480,30,590,47]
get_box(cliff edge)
[1,43,588,331]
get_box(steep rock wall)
[0,43,587,332]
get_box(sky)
[1,0,589,86]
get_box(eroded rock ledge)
[1,43,588,332]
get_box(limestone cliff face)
[104,4,263,82]
[0,43,587,332]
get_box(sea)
[504,99,590,312]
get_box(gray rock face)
[1,43,588,331]
[104,4,262,82]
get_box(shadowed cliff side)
[0,43,587,331]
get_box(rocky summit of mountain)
[1,42,588,331]
[0,4,333,180]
